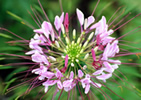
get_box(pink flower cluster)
[26,8,120,94]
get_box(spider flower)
[25,8,121,95]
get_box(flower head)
[26,8,121,95]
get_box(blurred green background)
[0,0,141,100]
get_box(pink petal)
[101,16,107,31]
[93,68,104,75]
[78,69,84,78]
[39,76,45,80]
[39,35,47,42]
[55,68,63,78]
[25,50,36,55]
[42,21,52,38]
[69,71,74,79]
[63,79,73,87]
[103,62,114,73]
[86,74,90,78]
[65,55,68,67]
[85,84,90,94]
[86,16,95,28]
[57,81,63,89]
[54,16,61,31]
[33,29,43,34]
[107,29,114,35]
[42,55,49,65]
[31,51,42,63]
[34,34,40,39]
[76,8,84,25]
[60,12,64,23]
[112,64,119,69]
[91,49,96,61]
[47,80,57,86]
[96,74,112,80]
[91,82,102,88]
[89,22,100,31]
[32,68,40,74]
[108,59,121,65]
[42,71,55,79]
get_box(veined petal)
[55,68,63,78]
[57,81,63,89]
[103,62,114,73]
[63,79,73,87]
[76,8,84,25]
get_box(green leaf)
[0,33,12,39]
[0,57,5,60]
[7,11,22,21]
[0,65,13,69]
[3,78,17,94]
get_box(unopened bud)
[65,37,69,44]
[77,37,81,44]
[49,56,56,61]
[71,63,74,67]
[83,65,87,70]
[61,24,65,34]
[84,53,89,60]
[55,41,60,48]
[88,32,94,41]
[73,29,76,39]
[84,19,87,30]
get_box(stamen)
[73,29,76,40]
